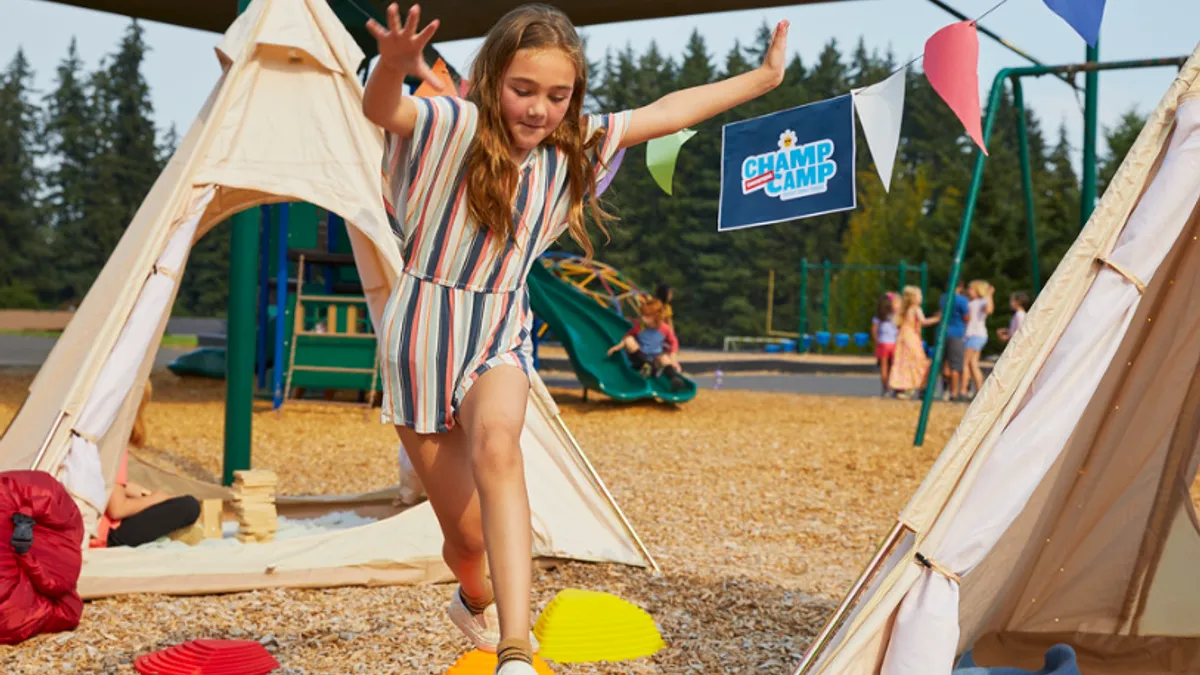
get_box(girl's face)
[500,47,576,155]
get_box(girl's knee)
[444,531,486,562]
[471,432,524,478]
[621,335,639,351]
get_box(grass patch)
[1,330,198,349]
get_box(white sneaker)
[495,662,537,675]
[446,588,539,653]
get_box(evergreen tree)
[1038,124,1081,284]
[1098,107,1146,195]
[0,49,47,308]
[60,20,163,305]
[43,38,95,306]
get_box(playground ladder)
[281,254,380,414]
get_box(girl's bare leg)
[459,366,533,643]
[394,424,491,602]
[969,351,984,395]
[620,335,640,353]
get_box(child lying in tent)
[607,298,686,391]
[89,380,201,549]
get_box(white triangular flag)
[852,68,907,192]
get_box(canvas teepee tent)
[796,43,1200,675]
[0,0,655,599]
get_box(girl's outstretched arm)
[362,3,445,138]
[619,20,789,149]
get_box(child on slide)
[608,297,685,391]
[362,4,788,672]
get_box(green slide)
[526,261,697,403]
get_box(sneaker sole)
[446,600,540,654]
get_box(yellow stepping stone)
[532,589,665,663]
[443,650,555,675]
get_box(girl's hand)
[759,20,790,89]
[366,3,444,92]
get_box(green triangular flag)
[646,129,697,195]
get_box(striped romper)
[379,96,630,433]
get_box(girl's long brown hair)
[464,3,611,258]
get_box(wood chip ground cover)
[0,370,963,674]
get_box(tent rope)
[153,264,179,281]
[71,428,101,445]
[1096,256,1146,294]
[915,552,962,584]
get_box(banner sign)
[718,94,856,231]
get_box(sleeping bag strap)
[10,513,34,555]
[915,552,961,584]
[1096,256,1146,295]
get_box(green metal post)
[223,0,256,486]
[822,260,831,334]
[799,259,808,337]
[914,70,1010,447]
[1012,79,1042,295]
[1082,42,1100,227]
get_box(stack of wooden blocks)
[232,469,279,543]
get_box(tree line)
[0,20,1146,346]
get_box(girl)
[90,381,201,549]
[870,292,900,397]
[888,286,940,399]
[963,279,994,400]
[362,4,789,673]
[996,291,1029,343]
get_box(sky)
[3,0,1199,173]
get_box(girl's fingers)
[387,3,402,34]
[415,17,440,45]
[365,18,387,40]
[405,4,421,36]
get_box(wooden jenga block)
[199,498,222,539]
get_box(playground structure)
[538,252,647,319]
[724,260,928,354]
[167,203,384,412]
[528,260,697,404]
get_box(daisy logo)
[741,128,838,200]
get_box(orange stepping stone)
[443,650,555,675]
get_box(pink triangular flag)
[923,21,987,155]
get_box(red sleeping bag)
[0,470,85,645]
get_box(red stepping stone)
[134,639,280,675]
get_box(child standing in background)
[871,292,900,397]
[997,291,1030,343]
[889,286,940,399]
[963,279,994,399]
